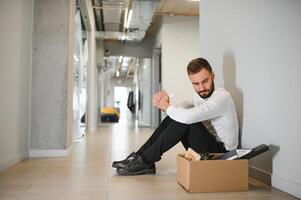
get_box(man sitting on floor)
[112,57,239,176]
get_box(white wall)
[138,58,152,126]
[161,16,200,105]
[199,1,301,198]
[0,0,33,170]
[151,22,162,127]
[151,49,161,127]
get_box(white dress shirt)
[166,88,238,150]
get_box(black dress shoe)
[112,152,137,168]
[116,155,156,176]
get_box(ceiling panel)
[156,0,199,16]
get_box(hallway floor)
[0,119,298,200]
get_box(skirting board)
[249,165,271,185]
[272,174,301,199]
[250,165,301,199]
[30,148,71,157]
[0,153,28,172]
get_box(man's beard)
[197,81,215,99]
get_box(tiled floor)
[0,118,298,200]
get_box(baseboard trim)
[0,153,28,172]
[272,174,301,199]
[249,165,271,185]
[250,165,301,199]
[29,149,70,157]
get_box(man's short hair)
[187,58,213,75]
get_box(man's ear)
[212,72,215,80]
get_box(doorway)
[114,86,130,122]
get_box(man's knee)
[187,123,215,144]
[189,122,208,133]
[159,116,188,127]
[167,117,188,126]
[161,116,171,123]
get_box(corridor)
[0,120,297,200]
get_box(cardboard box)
[177,154,249,193]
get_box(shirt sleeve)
[175,100,194,109]
[166,92,230,124]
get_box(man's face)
[188,69,215,98]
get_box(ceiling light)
[123,8,128,30]
[126,9,133,29]
[118,56,123,63]
[120,34,126,41]
[73,54,79,62]
[116,70,120,77]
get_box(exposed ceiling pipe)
[93,0,104,31]
[77,0,91,31]
[155,12,198,16]
[93,6,125,10]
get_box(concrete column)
[30,0,74,155]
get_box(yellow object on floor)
[100,107,120,118]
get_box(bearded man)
[112,58,239,176]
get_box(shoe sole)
[116,168,156,176]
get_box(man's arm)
[175,100,194,109]
[166,92,230,124]
[153,90,194,111]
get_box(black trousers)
[137,116,227,163]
